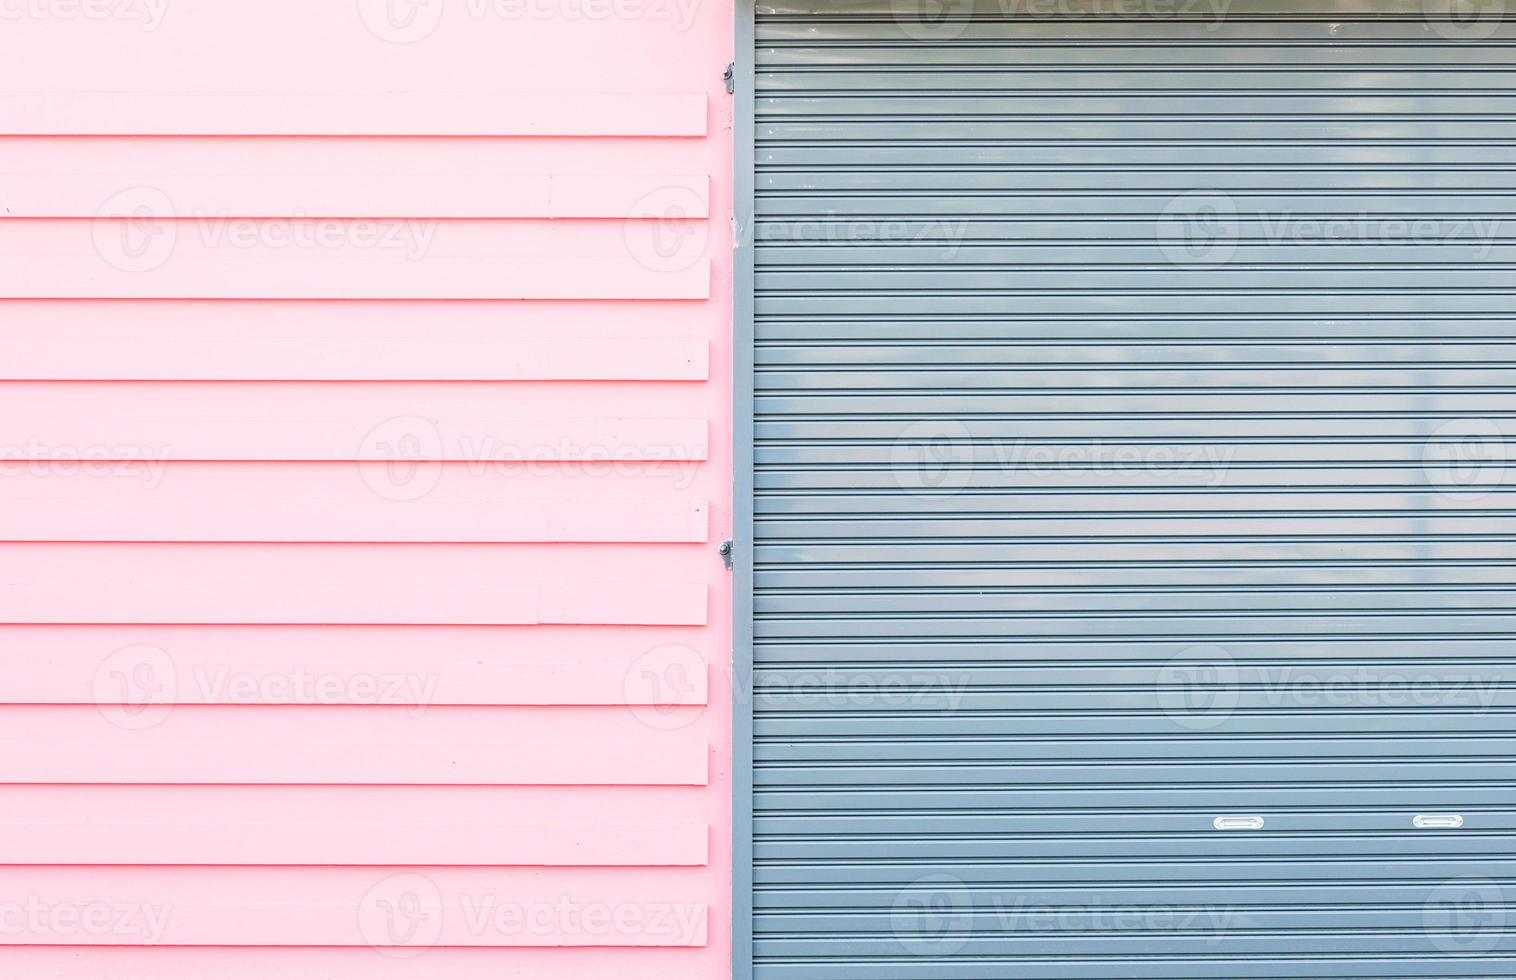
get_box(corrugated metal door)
[744,1,1516,976]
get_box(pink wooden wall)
[0,1,733,977]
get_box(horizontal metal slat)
[757,0,1512,21]
[756,292,1516,316]
[755,390,1516,411]
[755,491,1516,516]
[758,41,1516,67]
[754,515,1516,539]
[758,68,1516,92]
[756,538,1516,563]
[754,190,1516,216]
[754,784,1516,810]
[756,735,1516,763]
[752,316,1516,340]
[759,119,1516,142]
[756,711,1516,738]
[752,855,1516,884]
[755,808,1516,834]
[752,634,1516,659]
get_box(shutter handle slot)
[1413,814,1464,829]
[1213,816,1265,831]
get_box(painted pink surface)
[0,1,733,977]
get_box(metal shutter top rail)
[748,1,1515,977]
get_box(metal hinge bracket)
[723,63,735,94]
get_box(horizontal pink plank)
[0,948,718,979]
[0,542,711,591]
[0,256,709,300]
[0,864,704,896]
[4,174,709,219]
[0,785,715,834]
[0,337,709,381]
[3,659,708,707]
[0,578,708,625]
[1,413,708,462]
[0,93,708,137]
[0,136,720,184]
[0,900,708,947]
[0,297,717,342]
[0,821,708,866]
[0,710,723,770]
[0,625,714,672]
[0,740,709,785]
[0,462,711,513]
[0,497,709,543]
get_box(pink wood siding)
[0,1,732,976]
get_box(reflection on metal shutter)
[747,1,1516,976]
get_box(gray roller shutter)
[742,1,1516,976]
